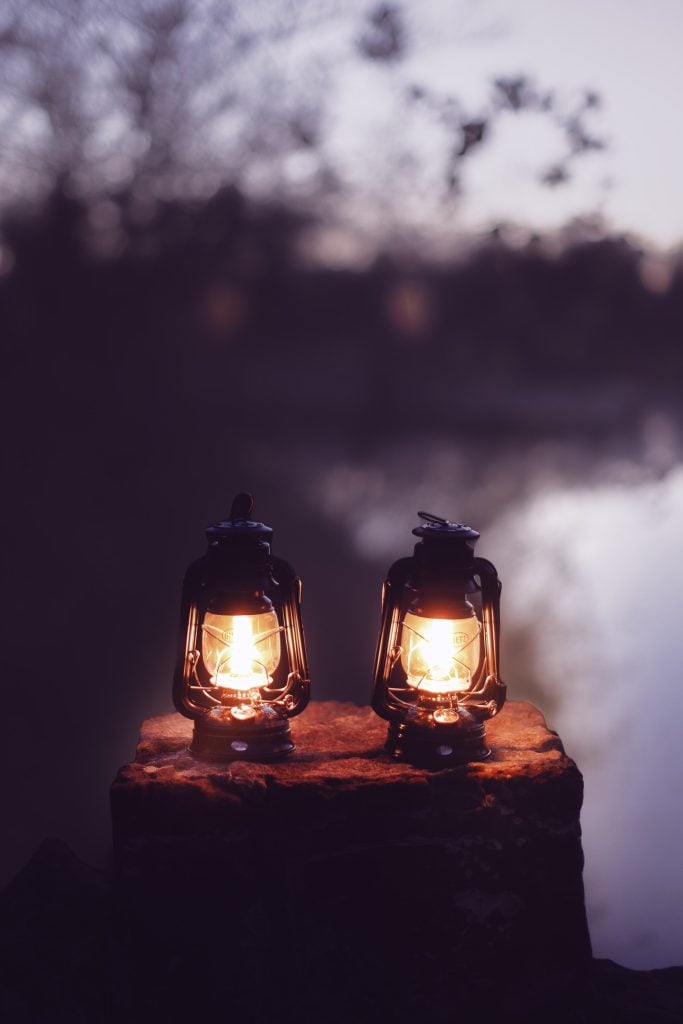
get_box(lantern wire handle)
[417,511,450,525]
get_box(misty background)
[2,0,683,972]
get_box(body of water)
[310,414,683,968]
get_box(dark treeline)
[3,185,681,453]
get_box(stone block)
[111,700,591,1022]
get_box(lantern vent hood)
[205,492,274,545]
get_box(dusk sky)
[316,0,683,256]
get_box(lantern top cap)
[412,510,480,542]
[205,492,274,542]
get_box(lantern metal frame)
[372,511,506,767]
[173,494,310,761]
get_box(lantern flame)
[202,611,282,693]
[401,612,482,695]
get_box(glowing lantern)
[173,493,310,760]
[372,511,505,766]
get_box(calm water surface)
[311,416,683,969]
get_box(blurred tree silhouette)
[0,0,337,207]
[409,74,604,197]
[0,0,606,256]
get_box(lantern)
[173,493,310,761]
[372,511,505,767]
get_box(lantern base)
[386,709,490,768]
[190,705,295,762]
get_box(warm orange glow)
[400,611,482,694]
[201,611,281,692]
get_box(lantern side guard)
[462,556,506,716]
[173,558,207,720]
[267,555,310,718]
[371,558,413,721]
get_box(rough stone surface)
[110,700,591,1022]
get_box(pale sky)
[452,0,683,248]
[319,0,683,255]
